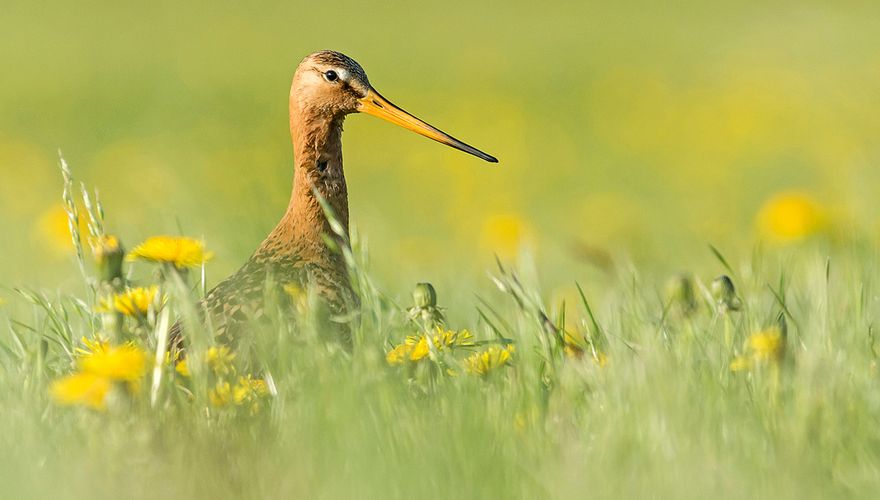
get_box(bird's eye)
[323,70,338,82]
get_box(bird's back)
[170,247,354,351]
[203,253,301,340]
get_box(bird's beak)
[357,88,498,163]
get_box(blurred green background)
[1,0,879,293]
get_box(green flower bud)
[711,275,741,313]
[412,283,437,309]
[90,235,125,285]
[408,282,444,330]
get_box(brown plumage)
[172,50,497,349]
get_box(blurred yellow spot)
[175,359,190,378]
[730,326,786,372]
[480,213,532,259]
[730,356,751,372]
[561,330,586,360]
[562,336,608,368]
[210,375,268,413]
[78,344,148,382]
[51,342,148,410]
[746,327,785,362]
[209,381,232,407]
[50,372,111,411]
[36,204,86,256]
[206,345,236,376]
[563,343,584,359]
[283,283,309,311]
[127,235,214,269]
[233,375,269,406]
[282,283,304,300]
[757,192,826,243]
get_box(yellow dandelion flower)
[78,344,147,382]
[746,327,785,362]
[757,192,826,243]
[464,345,514,376]
[209,381,232,407]
[50,372,112,410]
[233,375,269,405]
[386,343,414,365]
[74,336,109,357]
[388,328,475,365]
[228,375,270,414]
[409,336,431,361]
[251,378,269,397]
[127,235,214,269]
[404,328,474,350]
[438,328,475,348]
[206,345,236,375]
[730,326,786,373]
[175,359,190,378]
[404,327,475,361]
[98,286,159,316]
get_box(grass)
[0,162,879,499]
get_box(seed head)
[711,275,741,313]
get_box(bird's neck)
[257,110,349,262]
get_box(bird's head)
[291,50,497,163]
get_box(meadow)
[2,1,880,498]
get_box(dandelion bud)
[664,274,697,315]
[711,275,741,313]
[408,282,444,330]
[412,283,437,308]
[90,235,124,284]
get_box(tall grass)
[0,161,879,499]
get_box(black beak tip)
[478,152,498,163]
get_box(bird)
[172,50,497,349]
